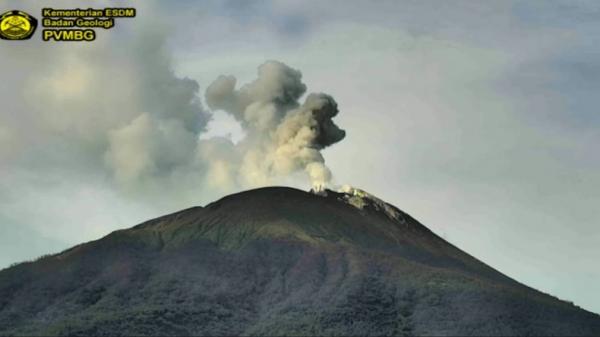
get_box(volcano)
[1,187,599,336]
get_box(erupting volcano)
[0,187,598,336]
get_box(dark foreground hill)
[1,186,599,336]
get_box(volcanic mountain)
[1,187,599,336]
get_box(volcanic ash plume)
[205,61,346,190]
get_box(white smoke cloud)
[105,114,198,185]
[205,61,346,190]
[103,59,346,194]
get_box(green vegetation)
[0,187,598,336]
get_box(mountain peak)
[130,186,415,250]
[308,185,405,223]
[1,186,599,336]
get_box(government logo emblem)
[0,10,38,40]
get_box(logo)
[0,10,38,40]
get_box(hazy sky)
[1,0,599,314]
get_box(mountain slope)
[0,186,599,336]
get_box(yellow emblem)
[0,10,38,40]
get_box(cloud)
[105,114,197,184]
[205,60,345,189]
[103,59,347,194]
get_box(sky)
[0,0,599,314]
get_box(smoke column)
[205,60,346,190]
